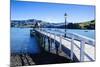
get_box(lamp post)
[64,13,67,37]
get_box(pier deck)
[35,28,95,62]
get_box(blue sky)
[11,0,95,23]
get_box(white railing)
[35,28,95,61]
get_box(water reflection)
[11,28,40,54]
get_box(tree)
[67,23,74,29]
[73,23,81,29]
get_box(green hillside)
[79,20,95,29]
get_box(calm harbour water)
[11,28,95,54]
[11,28,40,54]
[44,28,95,39]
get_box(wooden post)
[59,35,62,53]
[43,35,44,47]
[45,36,48,50]
[80,40,85,61]
[54,33,56,46]
[55,42,59,55]
[54,34,59,55]
[43,36,45,49]
[49,33,52,52]
[54,33,57,54]
[50,39,52,52]
[48,37,51,52]
[41,35,43,47]
[71,35,74,60]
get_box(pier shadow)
[29,51,72,65]
[11,48,72,66]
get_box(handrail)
[42,28,95,46]
[35,28,95,61]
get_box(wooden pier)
[34,28,95,62]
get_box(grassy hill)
[79,20,95,29]
[11,19,95,29]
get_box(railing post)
[59,35,62,52]
[80,40,85,61]
[71,35,74,61]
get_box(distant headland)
[11,19,95,30]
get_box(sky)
[11,0,95,23]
